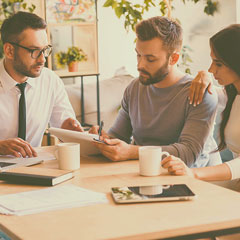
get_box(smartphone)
[93,138,108,145]
[111,184,196,203]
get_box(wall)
[97,0,137,79]
[173,0,237,74]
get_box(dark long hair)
[218,85,237,151]
[210,24,240,151]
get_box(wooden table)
[0,148,240,240]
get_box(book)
[0,167,73,186]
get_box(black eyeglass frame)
[8,42,52,59]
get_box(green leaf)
[28,4,36,13]
[115,6,124,18]
[112,1,118,9]
[103,0,115,8]
[186,56,193,62]
[22,3,27,9]
[159,2,167,16]
[185,68,191,74]
[131,9,141,19]
[149,0,156,7]
[204,0,218,16]
[134,4,141,8]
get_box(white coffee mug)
[56,143,80,171]
[139,146,170,176]
[139,185,163,195]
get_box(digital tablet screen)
[111,184,196,203]
[48,127,100,156]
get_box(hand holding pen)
[92,121,108,144]
[98,121,104,140]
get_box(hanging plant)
[103,0,219,32]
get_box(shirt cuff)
[225,157,240,180]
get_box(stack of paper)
[34,146,57,161]
[0,184,108,216]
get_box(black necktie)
[17,82,27,140]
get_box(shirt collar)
[0,59,18,91]
[0,59,36,90]
[27,77,36,88]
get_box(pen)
[98,121,104,140]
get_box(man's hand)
[61,118,84,132]
[189,71,213,106]
[0,138,37,158]
[89,125,109,138]
[93,138,138,161]
[161,155,194,177]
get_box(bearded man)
[90,16,221,167]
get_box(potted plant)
[55,46,87,72]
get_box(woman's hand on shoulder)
[189,71,213,106]
[162,155,194,177]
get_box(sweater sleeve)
[161,91,218,167]
[108,85,133,143]
[225,156,240,180]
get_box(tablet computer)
[111,184,196,203]
[49,127,100,156]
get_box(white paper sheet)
[34,146,56,161]
[0,184,108,216]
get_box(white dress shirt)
[0,60,76,147]
[224,95,240,180]
[214,87,240,180]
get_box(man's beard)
[13,52,43,78]
[138,61,169,86]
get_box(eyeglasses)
[9,42,52,59]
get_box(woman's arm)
[162,155,232,181]
[192,163,232,181]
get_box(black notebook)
[0,167,73,186]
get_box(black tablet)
[111,184,196,203]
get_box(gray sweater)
[108,75,220,167]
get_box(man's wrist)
[127,145,139,160]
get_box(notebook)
[0,167,73,186]
[0,155,43,171]
[49,127,100,156]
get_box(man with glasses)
[0,11,83,158]
[8,42,53,60]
